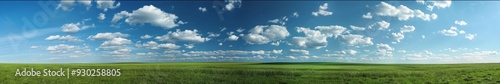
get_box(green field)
[2,62,500,83]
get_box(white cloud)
[135,41,160,49]
[46,44,91,58]
[31,46,39,49]
[425,0,452,11]
[292,12,299,18]
[227,35,239,41]
[88,32,129,40]
[459,30,466,34]
[244,25,290,44]
[56,0,75,11]
[236,28,245,33]
[184,44,194,49]
[96,0,120,11]
[290,49,309,55]
[455,20,467,26]
[136,52,156,56]
[158,43,181,50]
[315,25,346,38]
[100,38,131,49]
[77,0,92,10]
[292,28,324,49]
[374,2,437,21]
[339,34,374,46]
[140,35,152,39]
[99,37,132,56]
[391,33,404,42]
[267,16,288,25]
[98,13,106,20]
[300,56,310,59]
[272,49,283,54]
[207,32,220,37]
[377,20,390,30]
[61,20,94,33]
[376,43,394,57]
[198,7,207,12]
[422,35,426,39]
[112,5,182,29]
[350,25,365,31]
[465,34,476,40]
[440,26,458,36]
[400,25,415,33]
[312,3,333,16]
[343,50,358,55]
[155,29,210,43]
[362,12,372,19]
[219,43,223,46]
[47,44,76,53]
[291,26,346,49]
[225,0,242,11]
[286,56,297,59]
[45,35,83,42]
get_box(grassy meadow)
[2,62,500,83]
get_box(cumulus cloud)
[184,44,195,49]
[100,38,131,49]
[315,25,347,38]
[391,33,404,42]
[350,25,366,31]
[158,43,181,50]
[56,0,75,11]
[244,25,290,44]
[272,49,283,54]
[342,50,358,55]
[424,0,452,11]
[286,56,297,59]
[292,12,299,18]
[376,43,394,57]
[465,34,476,40]
[225,0,242,11]
[339,34,374,46]
[140,34,152,39]
[77,0,92,10]
[155,29,210,43]
[47,44,76,53]
[111,5,182,29]
[400,25,415,33]
[47,44,91,58]
[198,7,207,12]
[362,12,372,19]
[96,0,120,11]
[377,20,390,30]
[98,37,132,56]
[290,49,309,55]
[98,13,106,20]
[135,41,182,50]
[88,32,129,40]
[227,35,239,41]
[312,3,333,16]
[45,35,83,42]
[440,26,459,36]
[268,16,288,25]
[291,26,346,49]
[455,20,467,26]
[61,20,95,33]
[374,2,437,21]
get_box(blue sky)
[0,0,499,63]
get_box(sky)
[0,0,499,63]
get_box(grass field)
[2,62,500,83]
